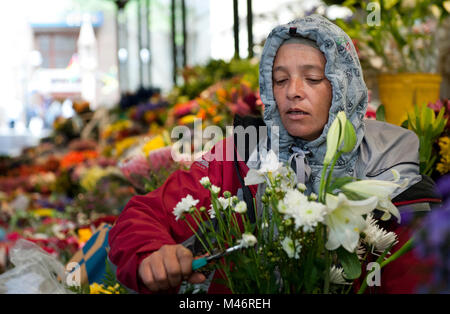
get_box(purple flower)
[436,174,450,202]
[414,203,450,292]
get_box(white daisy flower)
[173,194,199,220]
[233,201,247,214]
[238,233,258,248]
[363,214,398,254]
[330,265,351,285]
[199,177,211,187]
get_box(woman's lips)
[286,109,309,120]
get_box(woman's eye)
[307,78,323,84]
[275,79,287,86]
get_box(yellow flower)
[78,228,93,245]
[90,283,112,294]
[142,135,166,156]
[179,114,197,125]
[114,137,139,157]
[89,283,121,294]
[80,166,112,191]
[437,136,450,175]
[33,208,55,218]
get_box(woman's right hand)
[138,244,207,292]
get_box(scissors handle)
[192,257,208,271]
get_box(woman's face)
[272,43,332,141]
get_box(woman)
[108,15,440,293]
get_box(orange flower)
[60,150,99,169]
[206,106,217,116]
[196,108,207,120]
[213,115,224,124]
[216,88,227,101]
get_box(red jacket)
[108,138,438,294]
[108,137,255,293]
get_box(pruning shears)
[191,244,244,271]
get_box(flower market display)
[0,32,449,294]
[0,58,262,294]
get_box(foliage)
[404,103,447,176]
[335,0,450,73]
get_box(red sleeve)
[108,150,223,293]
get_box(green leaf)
[324,113,343,164]
[327,177,355,194]
[336,247,362,280]
[376,105,386,121]
[340,119,357,153]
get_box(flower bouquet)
[173,111,414,293]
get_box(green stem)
[319,163,329,203]
[380,238,414,268]
[325,152,342,194]
[323,226,331,294]
[183,219,211,255]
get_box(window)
[35,32,78,68]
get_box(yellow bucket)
[378,73,442,126]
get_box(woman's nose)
[287,77,306,100]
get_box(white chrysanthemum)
[356,240,366,260]
[297,183,307,192]
[217,197,232,209]
[211,185,221,194]
[279,189,328,232]
[199,177,211,187]
[244,150,284,185]
[330,266,351,285]
[363,214,398,254]
[208,204,216,219]
[233,201,247,214]
[238,233,257,248]
[173,194,199,220]
[281,236,302,259]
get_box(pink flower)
[120,155,151,179]
[148,146,174,171]
[428,99,444,112]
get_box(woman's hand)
[138,244,206,292]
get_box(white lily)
[324,193,378,252]
[244,150,283,186]
[341,170,404,223]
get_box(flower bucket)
[378,73,442,126]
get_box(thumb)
[187,272,207,284]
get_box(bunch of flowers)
[173,111,414,293]
[404,103,448,176]
[59,150,99,170]
[119,146,188,194]
[335,0,450,73]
